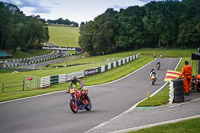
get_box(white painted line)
[109,115,200,133]
[0,90,66,105]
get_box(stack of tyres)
[172,78,184,103]
[197,80,200,91]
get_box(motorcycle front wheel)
[70,99,78,113]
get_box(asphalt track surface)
[0,58,182,133]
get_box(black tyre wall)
[172,78,184,103]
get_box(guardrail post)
[2,81,4,93]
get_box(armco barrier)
[66,71,85,81]
[85,69,97,76]
[40,76,50,88]
[59,74,66,84]
[40,54,140,88]
[50,75,59,85]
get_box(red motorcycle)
[69,88,92,113]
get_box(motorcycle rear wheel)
[70,99,78,113]
[85,98,92,111]
[86,103,92,111]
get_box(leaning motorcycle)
[69,88,92,113]
[151,75,156,85]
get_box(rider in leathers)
[67,76,91,104]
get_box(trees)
[78,0,200,55]
[91,8,119,55]
[47,18,79,27]
[0,2,49,52]
[177,0,200,47]
[116,6,148,50]
[79,9,119,55]
[79,21,95,55]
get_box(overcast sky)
[1,0,163,24]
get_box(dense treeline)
[79,0,200,56]
[0,2,49,52]
[47,18,79,27]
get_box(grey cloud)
[138,0,163,3]
[113,5,128,10]
[32,7,51,14]
[3,0,51,14]
[48,0,61,6]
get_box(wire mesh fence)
[1,76,40,93]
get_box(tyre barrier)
[197,80,200,91]
[172,78,184,103]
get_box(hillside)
[48,25,80,47]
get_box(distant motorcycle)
[160,54,163,59]
[156,63,160,70]
[68,88,91,113]
[151,75,156,85]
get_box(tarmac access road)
[88,94,200,133]
[0,58,182,133]
[25,42,78,68]
[25,55,77,68]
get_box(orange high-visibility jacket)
[180,65,192,79]
[197,74,200,79]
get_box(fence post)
[2,81,4,93]
[23,78,25,91]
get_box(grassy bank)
[137,56,197,107]
[129,117,200,133]
[48,25,79,47]
[0,49,196,102]
[0,54,152,102]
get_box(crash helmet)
[71,76,77,84]
[151,68,155,72]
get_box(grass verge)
[137,57,197,107]
[0,55,152,102]
[128,117,200,133]
[0,48,196,102]
[12,49,52,59]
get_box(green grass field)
[48,25,80,47]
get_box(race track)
[0,58,180,133]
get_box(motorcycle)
[160,54,163,59]
[69,88,92,113]
[156,63,160,70]
[151,74,156,85]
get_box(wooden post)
[2,81,4,93]
[23,78,25,91]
